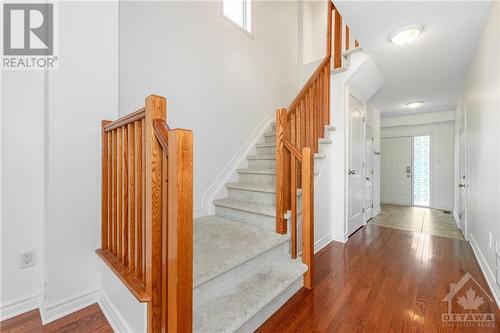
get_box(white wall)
[1,1,119,322]
[1,71,46,316]
[381,118,455,211]
[455,2,500,303]
[366,103,381,215]
[119,1,300,218]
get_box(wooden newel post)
[301,147,314,289]
[275,108,289,234]
[167,129,193,333]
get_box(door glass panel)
[413,135,430,206]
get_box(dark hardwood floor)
[258,224,500,332]
[2,225,498,332]
[0,304,112,333]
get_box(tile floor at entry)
[370,204,464,240]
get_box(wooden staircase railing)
[275,1,358,289]
[96,95,193,332]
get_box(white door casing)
[348,93,364,236]
[364,125,374,222]
[381,137,412,206]
[458,120,467,238]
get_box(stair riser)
[236,276,303,333]
[264,134,276,144]
[238,173,276,185]
[215,206,275,231]
[227,188,276,206]
[248,158,276,169]
[256,146,276,155]
[194,241,289,308]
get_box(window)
[413,135,430,207]
[223,0,251,33]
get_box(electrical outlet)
[19,250,35,268]
[489,233,493,250]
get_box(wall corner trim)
[469,234,500,309]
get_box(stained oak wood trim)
[104,108,146,132]
[167,129,193,333]
[102,120,112,250]
[144,94,166,332]
[334,8,342,69]
[345,26,350,51]
[301,147,314,289]
[96,249,149,301]
[275,108,288,235]
[283,138,302,162]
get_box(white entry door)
[348,93,364,236]
[381,137,412,206]
[458,127,467,235]
[364,125,374,222]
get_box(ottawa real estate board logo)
[441,272,496,330]
[2,2,58,70]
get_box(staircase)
[193,122,334,332]
[96,2,361,332]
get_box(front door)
[348,93,364,236]
[381,137,412,206]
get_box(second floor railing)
[96,95,193,332]
[276,1,359,290]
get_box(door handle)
[366,177,370,181]
[349,170,355,175]
[458,184,465,188]
[406,166,411,173]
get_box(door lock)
[458,183,465,188]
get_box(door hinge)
[372,204,374,208]
[362,208,365,213]
[459,213,462,219]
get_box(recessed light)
[406,101,424,109]
[390,25,422,46]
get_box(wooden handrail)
[97,95,193,332]
[275,1,359,290]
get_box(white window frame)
[220,0,253,38]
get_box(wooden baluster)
[327,0,333,57]
[122,126,129,266]
[102,121,112,250]
[167,129,193,333]
[290,113,297,259]
[308,88,314,153]
[355,39,359,48]
[302,147,314,289]
[346,26,350,51]
[135,120,143,282]
[144,95,166,332]
[275,108,288,234]
[112,129,117,256]
[117,127,123,260]
[107,129,112,249]
[128,124,136,272]
[334,8,342,68]
[326,61,331,126]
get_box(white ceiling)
[335,1,492,117]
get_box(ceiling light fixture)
[390,25,422,46]
[406,101,424,109]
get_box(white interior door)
[348,93,364,236]
[381,137,412,206]
[364,125,374,222]
[458,127,467,235]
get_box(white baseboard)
[194,112,275,218]
[314,232,347,253]
[0,293,42,321]
[98,290,137,333]
[469,234,500,309]
[40,289,99,324]
[373,207,381,217]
